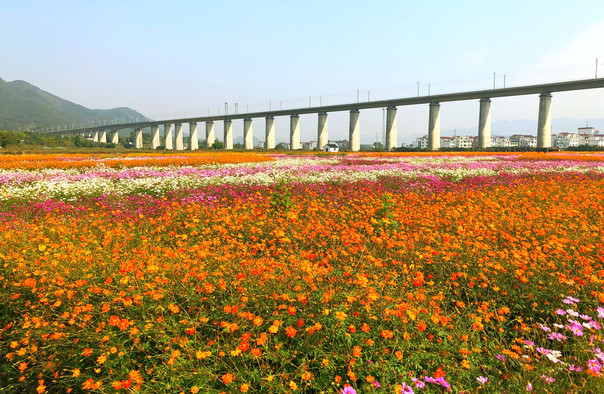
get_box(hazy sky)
[3,1,604,143]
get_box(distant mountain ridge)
[0,77,148,131]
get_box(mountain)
[0,77,149,131]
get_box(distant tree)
[211,141,224,149]
[0,131,21,147]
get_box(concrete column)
[265,116,275,149]
[92,131,99,142]
[175,123,184,150]
[244,118,253,149]
[99,130,107,143]
[537,93,552,148]
[290,115,300,149]
[164,124,174,150]
[478,98,492,149]
[386,106,397,151]
[224,119,233,149]
[318,112,328,150]
[428,102,441,151]
[189,122,198,150]
[206,121,215,148]
[110,131,119,144]
[349,109,360,152]
[151,125,160,149]
[134,129,143,149]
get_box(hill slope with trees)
[0,77,148,131]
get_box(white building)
[554,133,579,149]
[454,135,474,149]
[510,134,537,148]
[411,135,429,149]
[491,136,511,147]
[440,136,455,148]
[303,141,318,150]
[323,143,339,152]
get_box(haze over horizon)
[3,1,604,144]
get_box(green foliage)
[270,185,294,211]
[375,193,399,233]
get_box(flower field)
[1,151,604,393]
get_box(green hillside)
[0,77,148,131]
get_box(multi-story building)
[509,134,537,148]
[491,136,511,148]
[454,135,474,149]
[411,136,429,149]
[440,136,455,148]
[554,133,579,148]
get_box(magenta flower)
[570,321,584,336]
[411,378,425,389]
[400,382,414,394]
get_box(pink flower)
[400,382,414,394]
[477,376,488,385]
[341,386,357,394]
[411,378,425,389]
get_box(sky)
[2,0,604,144]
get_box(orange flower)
[285,326,297,338]
[222,373,234,384]
[352,346,362,357]
[417,321,427,332]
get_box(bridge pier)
[175,123,184,150]
[151,125,160,149]
[244,118,253,149]
[478,98,492,149]
[134,129,143,149]
[110,131,119,144]
[164,124,174,150]
[206,121,214,148]
[99,130,107,144]
[265,116,275,149]
[224,119,233,149]
[189,122,198,150]
[537,93,552,148]
[318,112,328,150]
[349,109,360,152]
[290,115,300,149]
[386,106,397,151]
[92,131,99,142]
[428,102,441,151]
